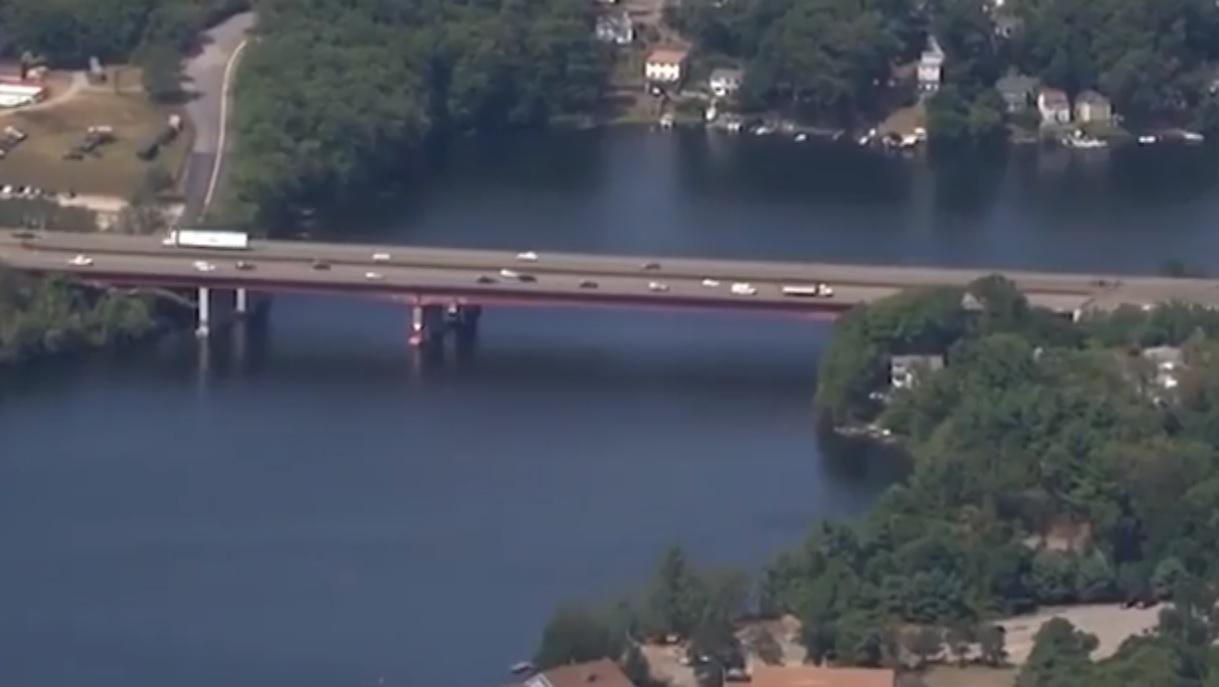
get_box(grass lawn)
[0,73,191,198]
[922,666,1018,687]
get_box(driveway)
[181,11,255,221]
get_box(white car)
[364,271,384,281]
[371,252,391,262]
[0,185,13,198]
[701,278,721,288]
[193,260,216,273]
[68,254,93,267]
[730,282,757,296]
[648,281,670,293]
[499,268,521,279]
[516,251,539,262]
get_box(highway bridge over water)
[2,229,1218,344]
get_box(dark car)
[12,231,37,240]
[578,279,598,289]
[518,274,537,283]
[236,261,255,271]
[476,274,497,284]
[311,259,332,271]
[641,261,661,271]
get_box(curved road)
[181,12,255,221]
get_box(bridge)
[2,229,1217,344]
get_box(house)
[1074,90,1113,124]
[917,37,945,93]
[595,11,634,46]
[709,67,744,98]
[996,74,1038,113]
[1142,346,1185,391]
[523,659,636,687]
[890,354,945,390]
[1037,88,1071,125]
[0,80,46,109]
[750,664,895,687]
[645,47,688,85]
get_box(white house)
[1037,88,1071,125]
[890,354,945,390]
[0,80,45,109]
[594,12,633,46]
[709,67,743,98]
[645,48,688,85]
[918,37,945,93]
[1074,90,1113,124]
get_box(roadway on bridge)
[0,229,1215,314]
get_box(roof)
[891,354,945,368]
[525,659,636,687]
[1076,89,1110,106]
[647,48,688,65]
[1143,346,1184,365]
[750,665,895,687]
[1039,88,1069,107]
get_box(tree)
[1152,557,1187,600]
[534,604,624,669]
[139,42,183,103]
[1032,550,1078,604]
[978,624,1008,667]
[1075,550,1117,603]
[945,623,974,667]
[903,627,944,668]
[646,546,707,639]
[1016,618,1098,687]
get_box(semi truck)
[162,230,249,250]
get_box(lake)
[1,127,1216,687]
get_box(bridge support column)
[409,304,444,348]
[196,286,211,338]
[235,288,249,317]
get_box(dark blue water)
[2,127,1217,687]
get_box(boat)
[1064,134,1108,149]
[1182,131,1205,143]
[705,103,717,122]
[753,124,775,136]
[794,133,808,143]
[1138,135,1157,145]
[659,114,674,129]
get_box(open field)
[0,70,191,198]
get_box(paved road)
[5,229,1219,315]
[181,12,255,221]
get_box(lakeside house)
[645,47,689,87]
[709,67,744,98]
[996,74,1038,113]
[750,664,896,687]
[1143,345,1185,391]
[595,11,633,46]
[521,659,636,687]
[890,354,945,390]
[0,78,46,109]
[1074,90,1113,124]
[1037,88,1071,125]
[917,37,945,94]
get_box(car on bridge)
[236,261,255,271]
[701,278,721,288]
[579,279,598,289]
[731,282,757,296]
[311,259,331,271]
[364,271,384,281]
[193,260,216,273]
[516,251,539,262]
[372,252,391,262]
[648,281,669,293]
[68,254,93,267]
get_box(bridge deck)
[0,230,1214,314]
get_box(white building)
[0,81,46,109]
[594,12,633,46]
[645,48,688,85]
[890,354,945,390]
[709,68,744,98]
[1037,88,1071,125]
[918,37,945,93]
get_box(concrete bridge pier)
[445,303,482,335]
[409,304,445,348]
[235,288,249,317]
[196,286,211,338]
